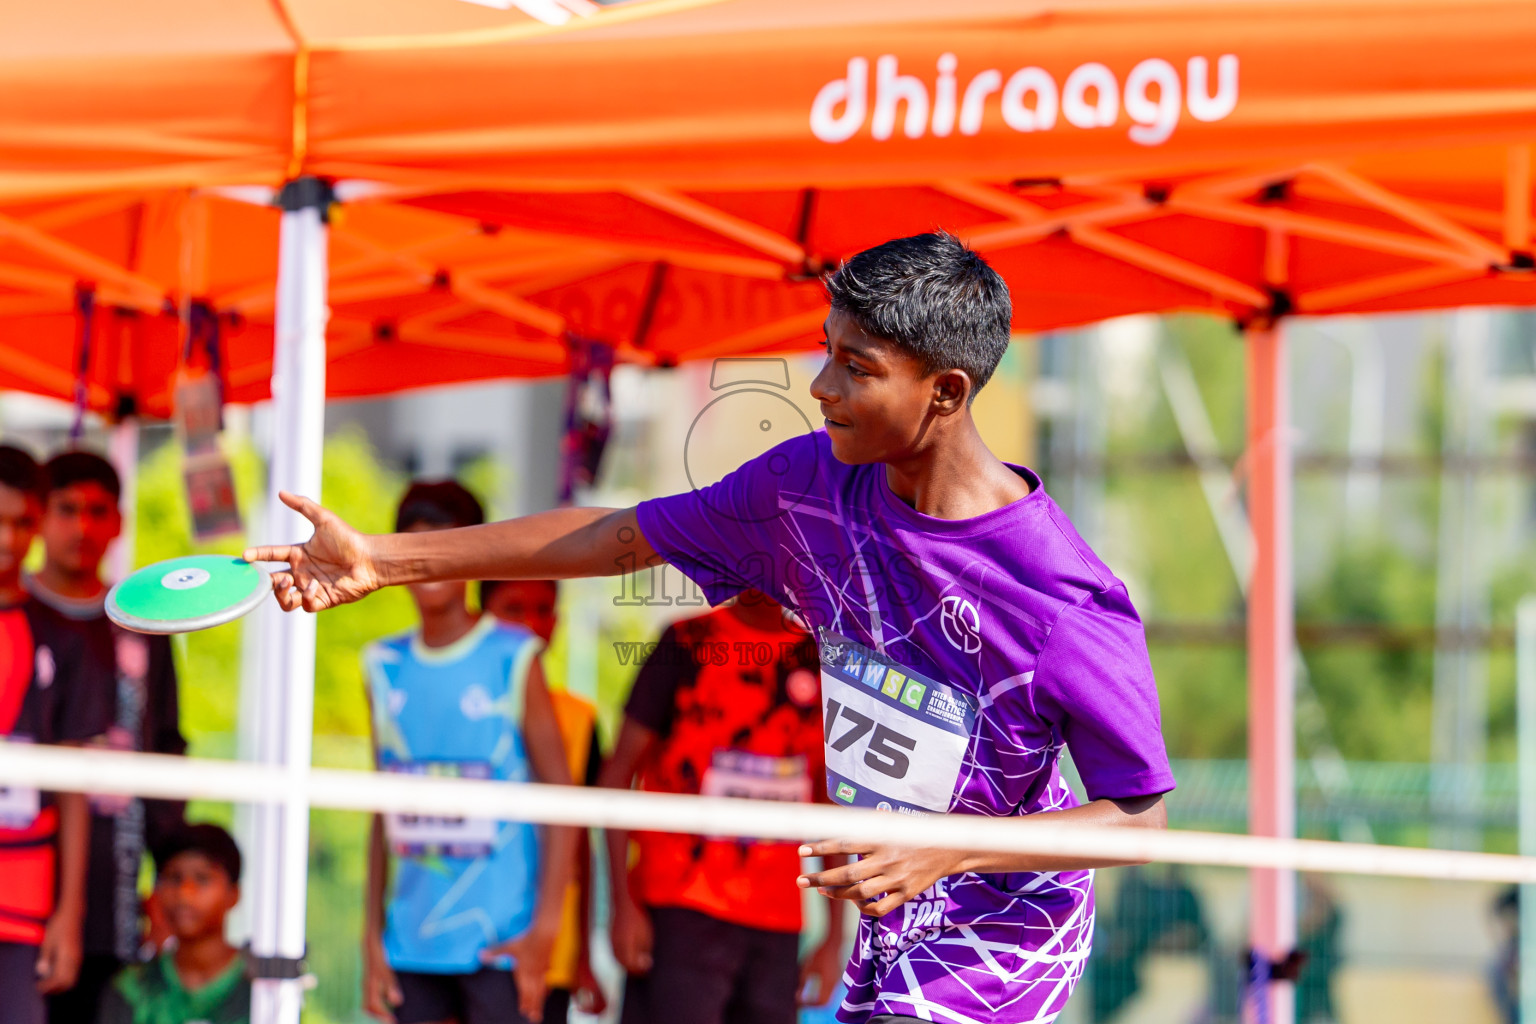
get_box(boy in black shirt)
[29,452,186,1023]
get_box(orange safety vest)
[546,688,597,990]
[0,608,57,946]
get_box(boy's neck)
[172,932,239,991]
[32,562,105,601]
[419,603,479,648]
[883,415,1030,520]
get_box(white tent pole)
[1517,596,1536,1024]
[250,178,330,1024]
[1246,321,1296,1024]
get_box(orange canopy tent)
[4,0,1536,407]
[6,4,1536,1022]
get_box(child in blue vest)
[362,482,575,1024]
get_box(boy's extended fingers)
[864,891,910,917]
[244,544,300,565]
[278,491,326,524]
[300,579,326,613]
[798,839,868,858]
[276,581,304,613]
[820,874,896,904]
[798,857,881,890]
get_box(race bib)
[700,750,812,843]
[0,734,39,829]
[700,750,812,803]
[382,761,498,858]
[0,781,39,829]
[817,630,978,813]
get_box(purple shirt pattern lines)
[637,431,1176,1024]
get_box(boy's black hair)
[153,822,242,885]
[396,480,485,532]
[826,231,1012,398]
[0,445,42,498]
[479,578,558,606]
[43,450,121,500]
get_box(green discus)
[106,555,271,634]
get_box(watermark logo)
[683,358,820,524]
[613,357,823,608]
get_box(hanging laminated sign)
[173,359,241,542]
[816,629,978,814]
[173,367,222,453]
[182,450,242,541]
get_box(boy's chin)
[824,434,872,465]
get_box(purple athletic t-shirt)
[637,430,1175,1024]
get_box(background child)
[97,823,248,1024]
[599,589,844,1024]
[362,483,574,1024]
[30,451,186,1023]
[0,445,108,1024]
[480,579,607,1024]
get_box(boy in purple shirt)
[248,232,1175,1024]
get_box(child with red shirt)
[599,590,845,1024]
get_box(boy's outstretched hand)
[244,491,383,612]
[796,841,962,918]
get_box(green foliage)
[1296,543,1438,761]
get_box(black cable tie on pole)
[276,177,337,221]
[1234,287,1293,334]
[631,261,669,349]
[1242,948,1309,1024]
[249,953,307,980]
[1265,286,1294,322]
[70,284,97,443]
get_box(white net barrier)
[3,739,1535,883]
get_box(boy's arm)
[796,793,1168,918]
[362,813,402,1023]
[596,717,658,975]
[36,790,87,993]
[573,728,608,1013]
[483,657,574,1022]
[519,659,578,922]
[246,495,655,613]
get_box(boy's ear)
[931,369,972,415]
